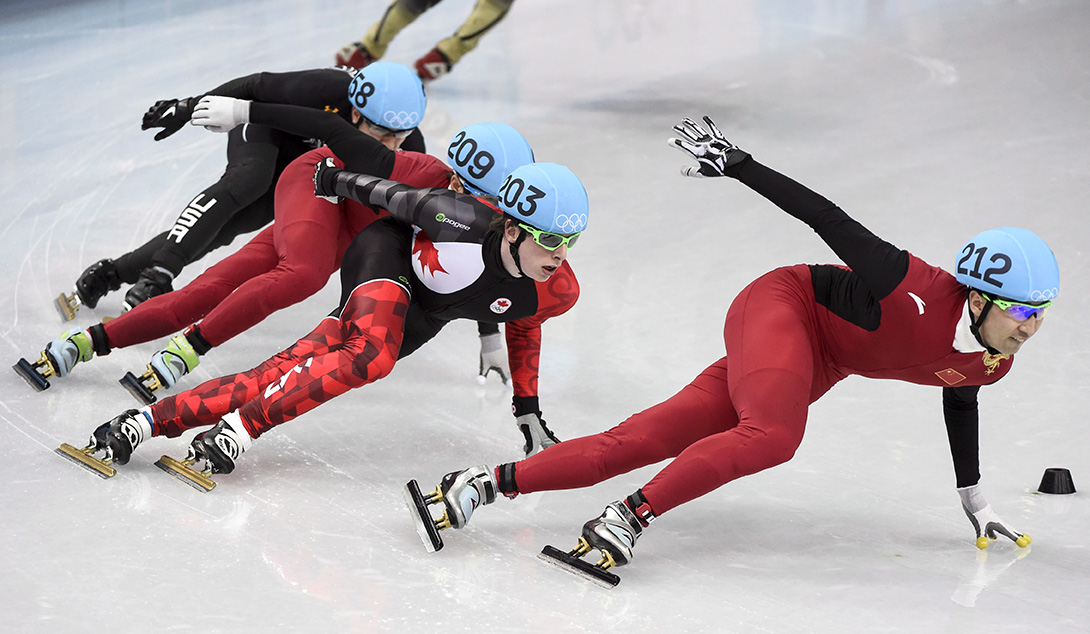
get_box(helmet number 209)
[499,175,545,217]
[447,131,495,180]
[957,242,1011,288]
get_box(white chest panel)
[410,229,486,294]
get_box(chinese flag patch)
[935,368,966,385]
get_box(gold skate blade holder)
[119,367,161,405]
[55,443,116,479]
[54,291,80,322]
[538,537,621,588]
[155,455,216,492]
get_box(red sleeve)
[506,261,580,398]
[389,151,453,188]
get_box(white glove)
[516,412,558,457]
[477,332,509,385]
[958,484,1031,550]
[189,96,251,133]
[668,115,750,178]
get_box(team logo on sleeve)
[490,298,512,314]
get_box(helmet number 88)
[447,131,496,181]
[499,175,546,217]
[957,243,1011,288]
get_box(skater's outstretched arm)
[670,116,910,301]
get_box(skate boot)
[13,328,93,391]
[122,267,173,312]
[155,412,252,492]
[413,48,451,82]
[539,501,645,588]
[335,41,376,69]
[56,409,153,479]
[119,334,200,405]
[55,258,121,321]
[403,465,497,552]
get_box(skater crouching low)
[404,116,1054,587]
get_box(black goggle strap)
[968,290,1002,355]
[509,228,528,277]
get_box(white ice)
[1,0,1089,632]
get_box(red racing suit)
[505,156,1008,517]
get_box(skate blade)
[12,358,50,392]
[119,370,158,405]
[403,480,444,552]
[54,292,79,322]
[55,443,116,479]
[538,545,620,588]
[155,455,217,492]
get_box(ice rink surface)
[2,0,1089,631]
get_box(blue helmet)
[498,162,589,234]
[955,227,1059,303]
[447,122,534,197]
[347,62,426,131]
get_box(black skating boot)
[74,259,122,309]
[123,267,174,311]
[56,409,153,479]
[190,413,253,475]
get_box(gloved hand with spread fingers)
[478,331,510,385]
[958,484,1031,550]
[142,97,197,141]
[189,95,251,133]
[668,115,750,178]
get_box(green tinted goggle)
[518,222,580,251]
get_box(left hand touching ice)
[958,484,1031,550]
[190,96,251,133]
[478,331,510,385]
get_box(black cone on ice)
[1037,468,1076,494]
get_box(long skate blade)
[119,371,157,405]
[538,545,620,588]
[12,358,49,392]
[403,480,443,552]
[54,292,78,322]
[55,444,116,479]
[155,455,216,492]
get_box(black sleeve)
[248,102,397,178]
[943,386,981,488]
[206,69,353,114]
[726,158,910,300]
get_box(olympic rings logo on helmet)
[382,110,421,129]
[1029,288,1059,302]
[554,214,587,233]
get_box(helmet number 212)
[957,242,1011,288]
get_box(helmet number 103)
[957,242,1011,288]
[499,175,546,217]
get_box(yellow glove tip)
[976,536,990,550]
[1016,534,1031,548]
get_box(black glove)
[668,115,750,178]
[313,157,343,203]
[141,97,196,141]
